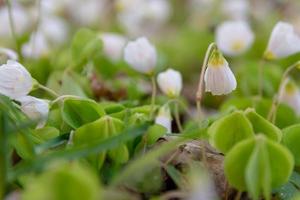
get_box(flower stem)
[150,75,157,118]
[5,0,23,61]
[258,59,265,97]
[196,42,217,120]
[174,100,183,132]
[38,84,59,98]
[267,61,300,122]
[50,95,81,107]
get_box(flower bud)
[0,60,32,99]
[155,105,172,133]
[278,78,300,115]
[17,96,49,128]
[157,68,182,98]
[204,49,237,95]
[216,20,254,56]
[101,33,127,62]
[124,37,157,74]
[264,21,300,60]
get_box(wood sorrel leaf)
[208,110,254,154]
[225,135,294,199]
[245,108,282,142]
[62,98,105,129]
[282,124,300,166]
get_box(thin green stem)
[0,113,6,200]
[150,75,157,118]
[196,42,217,120]
[174,100,183,132]
[50,95,81,107]
[267,61,300,122]
[258,59,265,97]
[5,0,23,61]
[38,84,59,98]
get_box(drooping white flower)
[0,3,30,38]
[0,60,32,99]
[124,37,157,74]
[204,49,237,95]
[0,47,18,60]
[17,96,49,128]
[101,33,127,62]
[155,105,172,133]
[157,68,182,98]
[22,31,49,59]
[278,78,300,115]
[264,21,300,60]
[222,0,249,20]
[216,20,254,56]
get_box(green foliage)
[225,135,294,200]
[245,108,282,141]
[208,110,254,154]
[282,124,300,166]
[22,162,101,200]
[61,98,105,129]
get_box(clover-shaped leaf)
[208,110,254,154]
[225,135,294,200]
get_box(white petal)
[216,20,254,56]
[157,68,182,97]
[101,33,127,61]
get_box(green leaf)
[31,127,60,144]
[208,110,254,154]
[61,98,105,129]
[225,135,294,198]
[282,124,300,166]
[146,124,167,145]
[21,162,101,200]
[71,28,103,69]
[9,124,149,182]
[245,108,282,142]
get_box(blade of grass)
[8,124,149,182]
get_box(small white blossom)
[278,78,300,115]
[204,49,237,95]
[17,96,49,128]
[264,21,300,60]
[157,68,182,98]
[22,31,49,59]
[216,20,254,56]
[0,3,30,38]
[116,0,170,36]
[0,47,18,60]
[155,105,172,133]
[124,37,157,74]
[0,60,32,99]
[222,0,249,20]
[101,33,127,62]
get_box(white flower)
[157,68,182,98]
[124,37,157,74]
[22,31,49,59]
[39,15,69,45]
[17,96,49,128]
[278,78,300,115]
[0,3,30,38]
[204,49,237,95]
[222,0,249,20]
[0,47,18,60]
[155,105,172,133]
[0,60,32,99]
[101,33,127,62]
[116,0,170,36]
[264,21,300,60]
[216,20,254,56]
